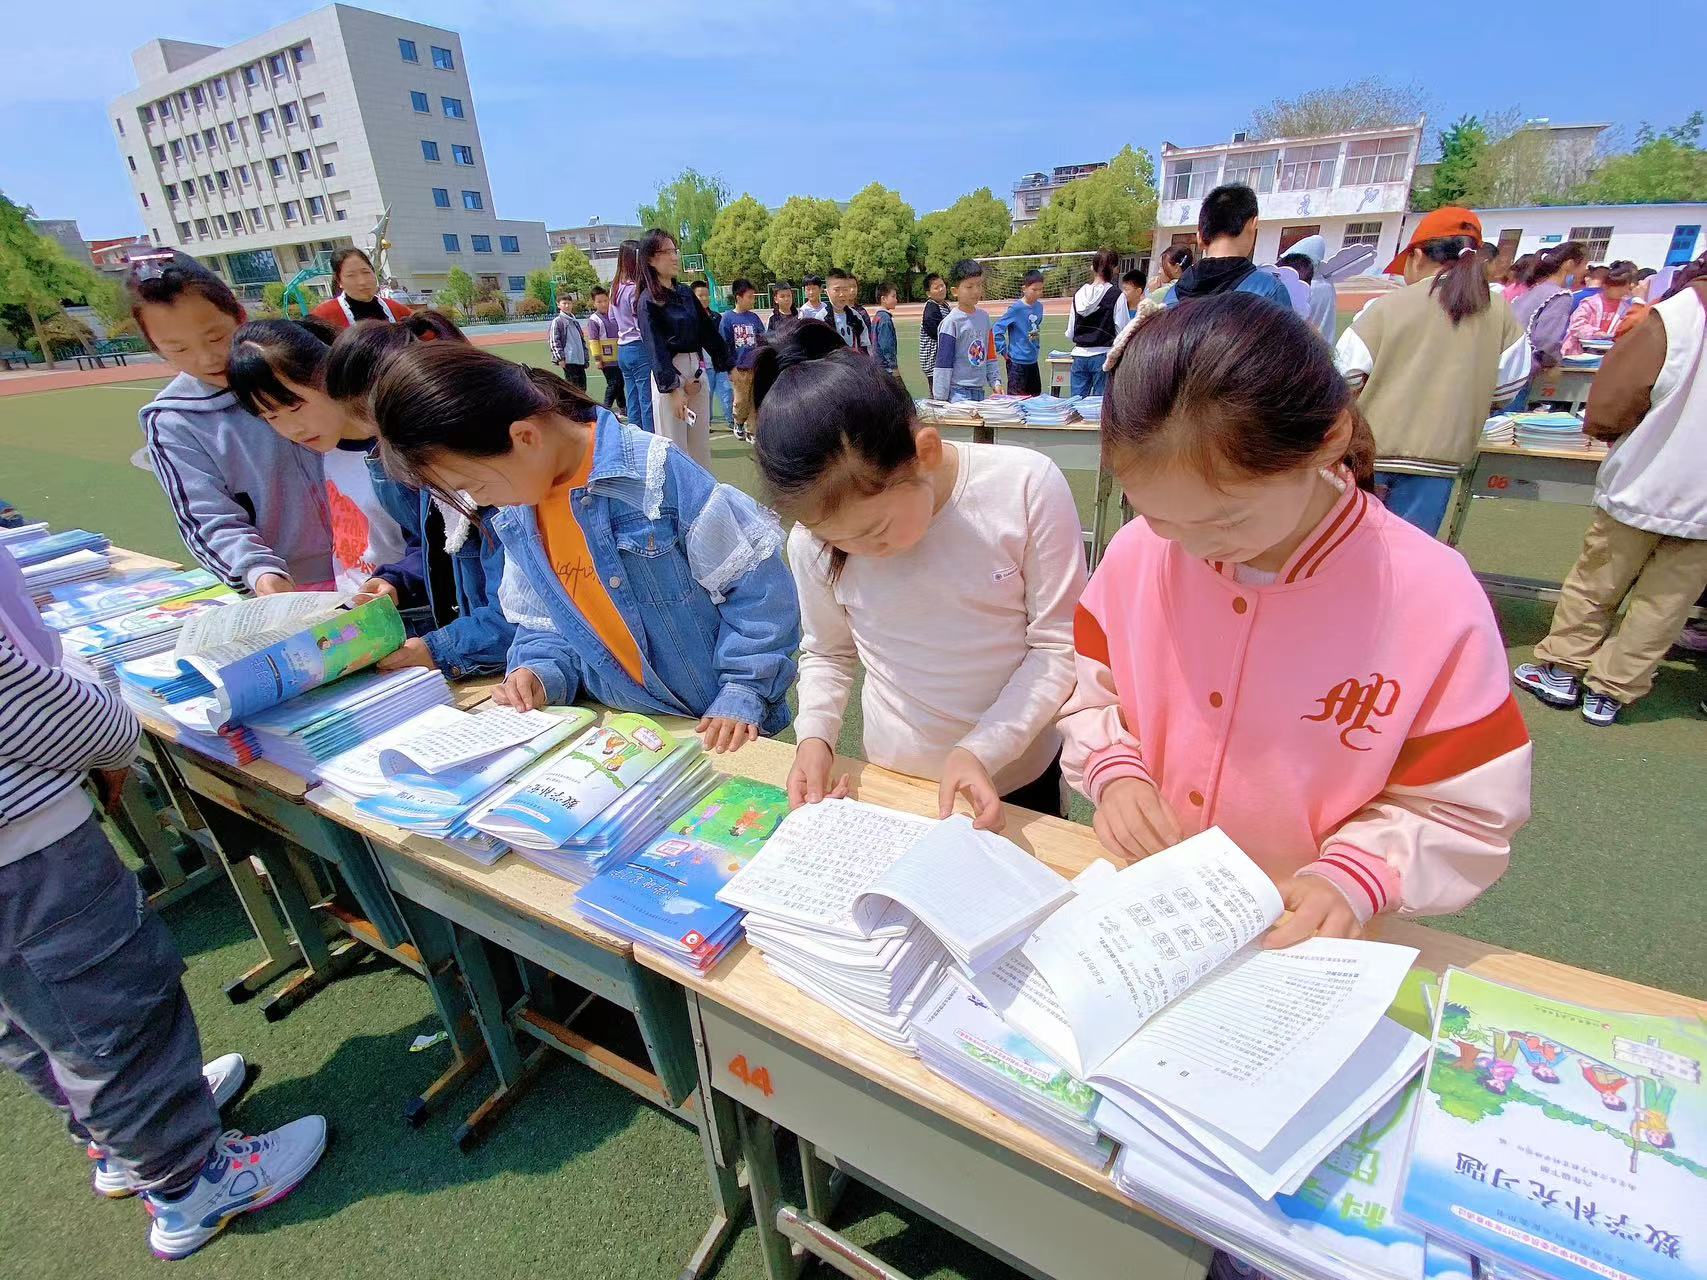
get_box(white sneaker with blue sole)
[1514,661,1581,708]
[144,1117,327,1260]
[91,1054,249,1199]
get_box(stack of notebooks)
[1511,411,1596,450]
[40,567,221,631]
[1019,397,1080,427]
[468,713,715,884]
[313,703,594,865]
[58,585,237,690]
[237,668,452,776]
[718,800,1071,1052]
[9,527,116,599]
[912,399,984,427]
[576,775,790,971]
[1580,335,1616,356]
[1073,395,1103,424]
[119,654,258,765]
[1559,352,1602,370]
[1480,414,1517,446]
[976,395,1027,425]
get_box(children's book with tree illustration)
[1399,969,1706,1280]
[169,592,405,728]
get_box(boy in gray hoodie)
[128,253,331,592]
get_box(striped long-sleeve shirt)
[0,634,141,866]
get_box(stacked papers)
[23,550,113,599]
[1480,414,1516,446]
[59,587,237,690]
[1510,411,1595,450]
[41,568,220,631]
[1018,397,1080,426]
[1559,353,1602,370]
[231,668,452,777]
[976,395,1027,425]
[912,974,1109,1166]
[912,398,984,426]
[4,528,109,568]
[576,776,789,972]
[1072,395,1103,424]
[1580,336,1615,355]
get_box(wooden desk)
[1530,363,1598,412]
[1046,354,1072,396]
[1441,442,1605,603]
[637,743,1707,1280]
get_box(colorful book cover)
[42,569,219,630]
[4,528,108,567]
[61,587,237,656]
[577,830,758,961]
[1400,969,1706,1280]
[666,776,790,855]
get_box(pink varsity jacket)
[1059,478,1530,921]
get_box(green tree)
[761,196,842,282]
[549,243,601,303]
[439,266,476,314]
[830,182,916,292]
[1248,77,1428,140]
[1571,113,1707,204]
[0,192,103,369]
[1414,115,1490,212]
[637,168,730,256]
[918,188,1010,278]
[1003,146,1157,256]
[703,194,771,284]
[525,268,555,310]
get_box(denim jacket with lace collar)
[494,410,799,732]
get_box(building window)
[1162,157,1215,202]
[443,233,461,252]
[421,139,440,162]
[452,144,473,165]
[1341,136,1411,186]
[201,176,215,195]
[128,155,137,172]
[1279,143,1339,191]
[321,160,335,176]
[170,139,184,161]
[153,144,166,163]
[462,190,483,210]
[291,44,309,66]
[281,103,299,127]
[223,121,238,143]
[178,91,191,112]
[256,109,275,135]
[282,201,300,223]
[507,276,526,291]
[471,234,492,253]
[188,134,202,153]
[214,214,228,233]
[432,187,451,208]
[1342,221,1383,249]
[217,170,230,191]
[242,64,259,88]
[294,149,312,172]
[140,191,149,208]
[1568,225,1615,261]
[1667,224,1701,266]
[159,97,173,119]
[399,38,419,62]
[192,85,206,108]
[152,227,160,243]
[411,90,430,113]
[141,104,154,123]
[307,195,326,219]
[309,113,322,129]
[1222,149,1279,195]
[213,77,226,100]
[250,207,264,228]
[268,157,285,178]
[334,209,346,222]
[196,218,210,236]
[442,96,464,119]
[267,53,288,79]
[178,221,192,240]
[500,235,520,253]
[115,116,126,136]
[165,183,178,201]
[431,45,455,70]
[203,127,218,150]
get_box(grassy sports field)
[0,315,1702,1279]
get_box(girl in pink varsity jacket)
[1060,294,1531,947]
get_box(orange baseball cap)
[1384,207,1483,275]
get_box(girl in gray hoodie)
[128,252,331,593]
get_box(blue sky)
[0,0,1699,238]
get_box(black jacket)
[637,282,731,391]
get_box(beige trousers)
[651,352,712,470]
[1534,507,1707,703]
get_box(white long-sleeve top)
[789,442,1086,792]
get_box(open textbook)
[169,592,404,728]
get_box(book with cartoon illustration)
[168,592,405,729]
[41,567,220,630]
[1399,969,1706,1280]
[575,778,789,971]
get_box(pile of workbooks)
[1480,413,1517,446]
[117,653,256,765]
[911,399,984,427]
[975,395,1027,425]
[58,584,237,690]
[238,668,451,777]
[469,714,715,884]
[40,567,222,631]
[717,800,1071,1052]
[4,525,114,598]
[313,703,594,866]
[1511,410,1596,451]
[576,775,789,972]
[1018,397,1079,426]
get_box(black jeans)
[599,364,626,414]
[1000,750,1067,819]
[1005,359,1042,396]
[560,362,587,390]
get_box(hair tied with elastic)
[1458,245,1479,258]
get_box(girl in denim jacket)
[370,342,800,753]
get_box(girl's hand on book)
[938,747,1005,832]
[359,577,399,605]
[1263,875,1362,949]
[253,573,294,596]
[787,738,850,809]
[1093,777,1182,864]
[377,638,437,672]
[696,716,758,754]
[492,667,546,711]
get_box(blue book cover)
[42,569,219,630]
[5,529,108,567]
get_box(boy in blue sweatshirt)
[872,283,900,375]
[993,269,1046,395]
[930,260,1001,402]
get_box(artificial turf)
[0,316,1701,1279]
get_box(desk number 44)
[727,1054,774,1097]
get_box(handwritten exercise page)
[717,799,932,933]
[859,815,1071,969]
[174,592,345,662]
[1020,828,1284,1070]
[319,705,465,794]
[1100,937,1420,1149]
[379,705,563,776]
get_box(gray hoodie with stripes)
[139,372,332,591]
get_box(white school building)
[1154,121,1426,268]
[1399,204,1705,271]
